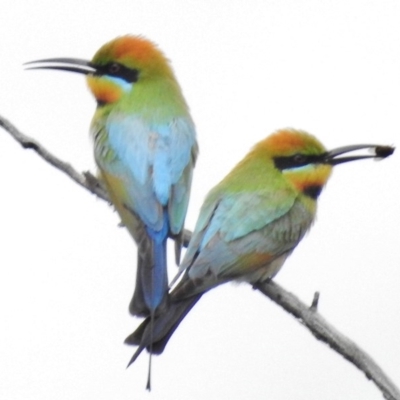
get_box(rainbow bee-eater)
[125,129,394,365]
[26,36,198,318]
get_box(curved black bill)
[24,57,95,75]
[324,144,395,165]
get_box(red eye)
[108,63,120,74]
[293,154,307,164]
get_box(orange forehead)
[93,35,167,65]
[113,36,161,60]
[259,129,326,155]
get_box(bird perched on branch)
[26,36,198,320]
[125,128,394,368]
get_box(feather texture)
[126,129,330,361]
[88,36,198,317]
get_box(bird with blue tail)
[125,128,394,383]
[25,36,198,319]
[26,36,199,390]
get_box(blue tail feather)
[129,211,170,317]
[143,231,168,311]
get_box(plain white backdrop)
[0,1,399,399]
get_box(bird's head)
[256,129,394,200]
[25,35,176,107]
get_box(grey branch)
[1,113,399,400]
[0,114,109,202]
[256,281,400,400]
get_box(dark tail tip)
[126,345,145,368]
[125,318,150,346]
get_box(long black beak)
[24,58,95,75]
[324,144,395,165]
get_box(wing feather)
[93,113,197,234]
[173,189,314,297]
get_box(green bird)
[126,128,394,366]
[26,35,199,319]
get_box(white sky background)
[0,0,399,398]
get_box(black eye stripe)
[273,154,323,170]
[293,154,307,163]
[108,63,120,74]
[93,62,139,83]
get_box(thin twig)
[1,113,399,400]
[310,291,320,311]
[255,281,400,400]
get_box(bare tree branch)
[1,113,399,400]
[256,281,400,400]
[0,114,109,202]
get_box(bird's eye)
[292,154,307,164]
[108,63,121,74]
[95,62,139,83]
